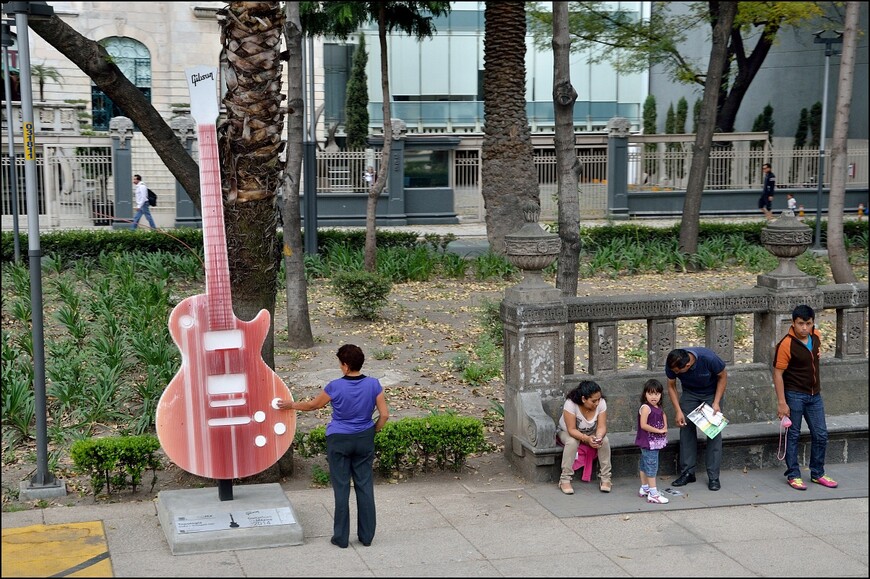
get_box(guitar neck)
[197,123,233,331]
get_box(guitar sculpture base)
[157,483,303,555]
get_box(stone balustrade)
[501,210,869,482]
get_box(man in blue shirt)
[665,347,728,491]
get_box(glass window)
[404,149,449,188]
[91,37,151,131]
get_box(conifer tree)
[345,34,370,151]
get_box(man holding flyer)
[665,347,728,491]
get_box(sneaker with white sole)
[638,486,649,497]
[647,493,669,504]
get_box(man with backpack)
[132,173,157,230]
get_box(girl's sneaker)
[647,493,669,504]
[638,486,649,497]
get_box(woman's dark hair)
[566,380,603,405]
[337,344,365,372]
[640,378,665,405]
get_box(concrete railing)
[501,210,869,482]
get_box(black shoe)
[708,478,721,491]
[331,537,348,549]
[672,472,696,487]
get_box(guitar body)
[156,65,295,480]
[156,295,295,480]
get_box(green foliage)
[477,298,504,347]
[311,464,331,486]
[331,269,392,320]
[295,414,489,477]
[344,34,370,150]
[471,251,517,281]
[374,414,488,475]
[69,435,162,498]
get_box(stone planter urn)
[757,209,816,289]
[503,202,561,303]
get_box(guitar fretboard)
[197,123,233,331]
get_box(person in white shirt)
[787,193,797,212]
[132,174,156,230]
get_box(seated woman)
[556,380,613,494]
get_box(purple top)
[635,404,667,450]
[324,374,383,436]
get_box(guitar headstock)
[185,66,219,125]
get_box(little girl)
[635,378,669,504]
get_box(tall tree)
[482,1,539,254]
[642,94,657,181]
[302,1,450,271]
[552,0,580,374]
[679,2,738,257]
[345,33,370,151]
[218,2,286,366]
[282,1,315,349]
[827,1,860,284]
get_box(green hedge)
[1,228,420,263]
[294,413,489,476]
[70,434,162,498]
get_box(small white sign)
[175,507,296,534]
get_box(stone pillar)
[384,118,407,225]
[589,321,617,373]
[754,210,821,364]
[170,114,201,228]
[705,315,735,364]
[501,203,565,481]
[647,318,676,370]
[606,117,631,220]
[836,308,868,359]
[109,116,134,230]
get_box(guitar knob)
[180,315,194,328]
[274,423,287,435]
[254,435,266,447]
[253,411,265,422]
[271,397,281,410]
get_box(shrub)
[70,434,162,498]
[294,414,489,477]
[331,269,392,320]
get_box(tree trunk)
[828,1,859,284]
[482,1,539,255]
[678,2,737,257]
[281,1,315,348]
[552,1,580,374]
[220,1,286,366]
[365,5,393,273]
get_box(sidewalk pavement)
[2,460,867,577]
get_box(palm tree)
[481,1,539,254]
[218,1,286,365]
[31,61,63,101]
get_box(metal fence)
[3,137,867,229]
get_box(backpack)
[147,188,157,207]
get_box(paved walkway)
[2,460,867,577]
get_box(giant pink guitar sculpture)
[155,66,295,480]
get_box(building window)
[92,37,151,131]
[404,149,449,188]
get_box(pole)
[2,22,21,262]
[812,32,843,251]
[302,35,318,255]
[10,5,61,493]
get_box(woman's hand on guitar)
[276,399,295,411]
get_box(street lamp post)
[811,30,843,252]
[2,1,65,499]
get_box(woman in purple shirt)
[278,344,389,548]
